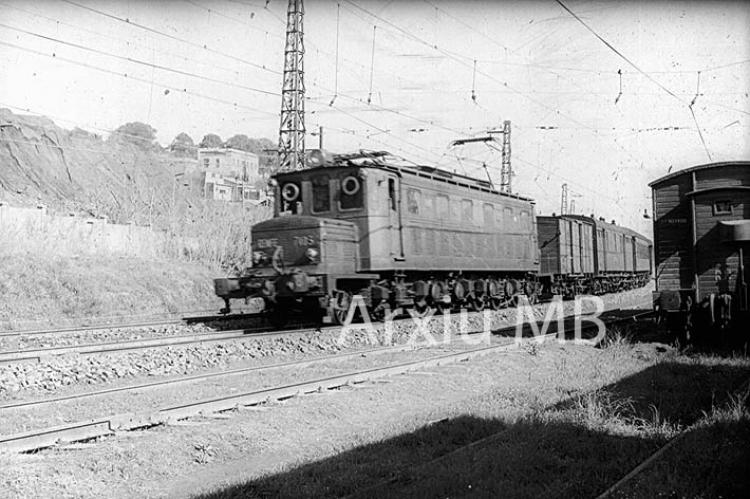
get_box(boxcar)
[650,161,750,337]
[537,214,651,295]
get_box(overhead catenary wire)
[0,22,279,97]
[0,0,273,86]
[329,2,341,106]
[58,0,281,75]
[0,40,280,119]
[367,25,377,105]
[554,0,714,160]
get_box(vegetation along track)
[0,310,652,454]
[594,375,750,499]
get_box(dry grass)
[0,253,222,330]
[194,333,750,499]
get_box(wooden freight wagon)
[650,161,750,336]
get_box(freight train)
[650,161,749,342]
[214,151,652,325]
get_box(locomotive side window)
[503,207,513,229]
[450,198,461,220]
[461,199,473,222]
[520,210,530,228]
[311,174,330,213]
[713,200,732,215]
[437,194,449,218]
[483,203,494,228]
[407,188,421,215]
[423,192,435,218]
[340,175,363,210]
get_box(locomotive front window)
[340,174,363,210]
[312,175,331,213]
[280,181,302,214]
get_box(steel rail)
[0,338,538,453]
[0,343,419,411]
[0,307,651,364]
[0,312,262,338]
[0,309,653,453]
[0,324,323,364]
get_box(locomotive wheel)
[331,291,352,325]
[472,295,486,312]
[413,297,433,317]
[490,297,503,310]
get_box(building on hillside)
[198,147,265,203]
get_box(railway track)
[0,312,262,339]
[0,307,651,364]
[0,309,653,453]
[0,323,318,364]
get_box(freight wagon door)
[387,176,404,260]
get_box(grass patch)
[0,253,223,329]
[194,341,750,499]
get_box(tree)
[170,132,195,157]
[113,122,157,149]
[199,133,223,148]
[224,134,254,152]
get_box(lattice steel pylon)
[278,0,306,171]
[500,120,512,193]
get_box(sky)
[1,0,749,236]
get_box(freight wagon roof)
[648,160,750,188]
[274,150,535,202]
[546,213,652,244]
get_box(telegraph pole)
[561,183,568,215]
[278,0,306,171]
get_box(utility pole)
[500,120,511,194]
[278,0,306,171]
[561,183,568,215]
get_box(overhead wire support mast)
[278,0,306,172]
[500,120,512,194]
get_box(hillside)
[0,108,276,227]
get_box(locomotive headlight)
[252,251,265,265]
[281,183,300,202]
[305,247,319,263]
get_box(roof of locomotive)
[648,160,750,188]
[273,150,535,202]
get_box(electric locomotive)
[214,151,541,324]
